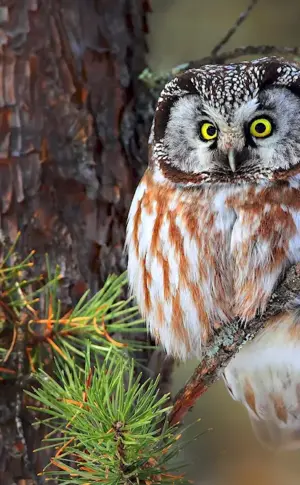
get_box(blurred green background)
[147,1,300,483]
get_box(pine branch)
[26,263,146,370]
[0,243,147,379]
[1,243,187,483]
[26,348,190,484]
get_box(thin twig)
[15,311,31,471]
[14,283,38,481]
[168,264,300,426]
[211,0,259,57]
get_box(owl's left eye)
[199,121,218,141]
[249,117,273,139]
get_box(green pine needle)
[26,348,190,484]
[0,242,198,484]
[30,265,147,369]
[0,241,147,377]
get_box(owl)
[126,57,300,450]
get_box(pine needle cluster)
[27,350,190,484]
[0,235,146,378]
[0,239,191,484]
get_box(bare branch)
[168,263,300,426]
[211,0,259,57]
[140,46,300,92]
[190,45,300,69]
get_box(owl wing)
[126,170,237,360]
[223,311,300,451]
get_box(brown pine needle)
[46,296,54,332]
[93,318,128,348]
[63,399,85,407]
[26,346,36,372]
[3,325,17,362]
[80,466,95,473]
[55,437,75,458]
[162,473,185,480]
[0,366,16,375]
[50,459,78,476]
[46,337,68,360]
[60,308,73,321]
[85,367,93,390]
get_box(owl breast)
[126,169,300,359]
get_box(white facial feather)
[164,95,213,173]
[162,86,300,179]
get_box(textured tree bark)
[0,2,169,483]
[0,0,154,290]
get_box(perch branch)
[168,264,300,426]
[211,0,259,57]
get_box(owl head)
[151,57,300,185]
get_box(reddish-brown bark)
[0,2,163,483]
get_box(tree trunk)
[0,2,168,483]
[0,0,153,290]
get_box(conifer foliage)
[0,238,189,484]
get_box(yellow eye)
[249,118,273,138]
[200,121,217,141]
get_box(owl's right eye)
[199,121,218,142]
